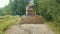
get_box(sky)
[0,0,9,8]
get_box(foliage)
[45,21,60,34]
[8,0,30,15]
[34,0,60,21]
[0,0,60,21]
[0,16,19,34]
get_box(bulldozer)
[18,0,44,24]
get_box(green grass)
[42,17,60,34]
[45,21,60,34]
[0,15,20,34]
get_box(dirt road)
[5,24,55,34]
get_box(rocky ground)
[5,24,55,34]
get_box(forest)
[0,0,60,21]
[0,0,60,34]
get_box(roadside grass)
[0,15,20,34]
[45,21,60,34]
[41,17,60,34]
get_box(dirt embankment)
[18,16,44,24]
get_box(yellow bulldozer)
[18,1,44,24]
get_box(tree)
[1,0,60,21]
[34,0,60,21]
[8,0,29,15]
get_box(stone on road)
[5,24,55,34]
